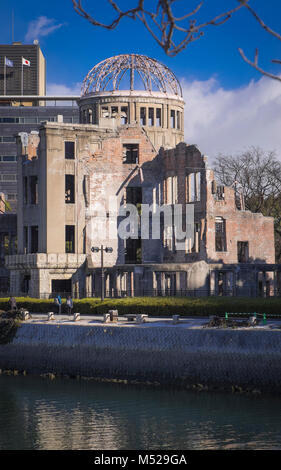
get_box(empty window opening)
[217,185,224,200]
[121,107,128,125]
[22,275,30,294]
[192,223,200,253]
[218,272,225,296]
[101,106,109,118]
[24,226,28,254]
[238,241,249,263]
[65,174,75,204]
[125,238,142,264]
[111,106,118,118]
[165,273,177,296]
[123,144,139,164]
[52,279,72,295]
[140,107,146,125]
[65,225,75,253]
[65,141,75,159]
[215,217,227,252]
[30,226,38,253]
[170,110,176,128]
[156,108,161,127]
[126,187,142,205]
[148,108,154,126]
[30,176,38,205]
[187,172,200,202]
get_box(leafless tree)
[72,1,281,81]
[213,147,281,261]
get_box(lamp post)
[91,245,113,301]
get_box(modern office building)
[0,41,79,213]
[0,42,46,97]
[0,42,79,292]
[4,54,279,298]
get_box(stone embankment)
[0,315,281,393]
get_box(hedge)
[1,296,281,317]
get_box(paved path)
[20,313,281,330]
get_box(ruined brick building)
[4,54,280,298]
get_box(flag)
[22,57,30,66]
[5,57,13,67]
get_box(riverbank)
[0,314,281,394]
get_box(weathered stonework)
[5,54,277,298]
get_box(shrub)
[0,296,281,317]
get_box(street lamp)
[91,245,113,301]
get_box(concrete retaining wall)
[1,323,281,392]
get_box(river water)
[0,374,281,450]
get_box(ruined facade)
[4,54,278,298]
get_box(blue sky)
[1,0,281,158]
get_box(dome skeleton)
[82,54,182,96]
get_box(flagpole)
[4,57,6,96]
[21,56,23,95]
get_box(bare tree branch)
[72,1,281,82]
[238,48,281,83]
[238,1,281,82]
[72,0,247,57]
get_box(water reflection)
[0,374,280,450]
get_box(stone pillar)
[106,273,110,298]
[86,274,92,297]
[210,270,216,295]
[176,272,181,295]
[161,272,166,296]
[129,270,134,297]
[152,271,157,296]
[135,103,140,125]
[116,272,121,297]
[129,101,135,124]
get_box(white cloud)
[181,75,281,162]
[46,82,81,106]
[46,82,82,96]
[25,16,64,42]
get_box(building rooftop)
[82,53,183,97]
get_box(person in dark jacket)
[54,295,62,314]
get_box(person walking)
[57,295,62,314]
[54,295,62,314]
[66,295,73,316]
